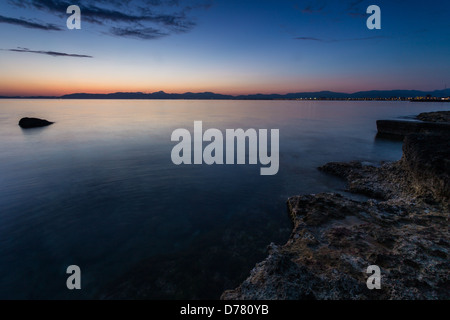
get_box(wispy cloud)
[2,47,93,58]
[340,36,388,42]
[7,0,212,39]
[296,0,370,18]
[347,0,366,18]
[294,35,388,42]
[300,1,327,14]
[348,12,366,18]
[110,27,168,40]
[0,15,62,31]
[348,0,365,10]
[294,37,325,42]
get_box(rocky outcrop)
[401,133,449,203]
[222,194,448,300]
[221,130,449,300]
[416,111,450,123]
[320,133,449,204]
[18,117,54,129]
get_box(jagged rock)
[319,161,396,200]
[222,132,449,300]
[401,133,450,202]
[18,117,54,129]
[221,193,448,300]
[319,133,449,205]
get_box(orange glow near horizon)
[2,68,429,97]
[0,44,440,97]
[0,52,366,96]
[0,53,433,97]
[0,72,366,97]
[0,78,316,97]
[0,84,334,97]
[0,0,447,99]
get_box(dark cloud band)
[295,36,387,42]
[0,15,62,31]
[6,0,212,39]
[3,47,93,58]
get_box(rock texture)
[222,125,449,300]
[320,134,449,204]
[417,111,450,123]
[18,117,54,129]
[401,134,449,202]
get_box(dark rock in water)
[222,131,449,300]
[19,117,54,129]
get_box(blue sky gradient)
[0,0,449,96]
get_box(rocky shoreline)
[221,111,449,300]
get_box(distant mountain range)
[1,89,450,100]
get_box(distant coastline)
[1,89,449,101]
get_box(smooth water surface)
[0,100,447,299]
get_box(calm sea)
[0,100,448,299]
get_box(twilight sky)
[0,0,449,96]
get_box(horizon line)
[1,88,450,99]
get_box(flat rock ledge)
[221,131,449,300]
[376,111,450,139]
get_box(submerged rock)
[19,117,54,129]
[222,131,449,300]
